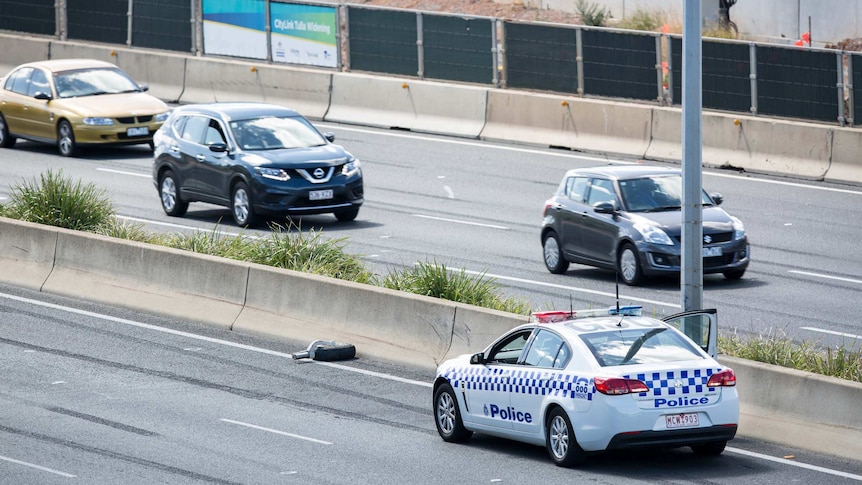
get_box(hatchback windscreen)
[55,68,140,98]
[619,175,714,212]
[230,116,326,150]
[579,327,704,366]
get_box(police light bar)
[532,305,642,323]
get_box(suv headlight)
[634,222,674,245]
[83,117,114,126]
[341,157,361,177]
[256,167,290,181]
[731,216,746,240]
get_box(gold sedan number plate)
[127,127,149,137]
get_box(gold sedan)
[0,58,169,157]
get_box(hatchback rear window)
[580,327,703,367]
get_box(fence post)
[191,0,202,55]
[497,20,507,89]
[264,0,272,62]
[655,34,663,104]
[341,5,350,71]
[837,52,847,127]
[575,27,584,96]
[126,0,133,46]
[666,34,674,105]
[749,43,758,116]
[848,54,856,126]
[416,12,424,78]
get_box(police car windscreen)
[579,328,704,367]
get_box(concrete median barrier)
[234,265,457,367]
[0,218,57,290]
[41,229,248,330]
[647,108,833,179]
[0,34,52,76]
[445,304,529,361]
[826,127,862,184]
[721,356,862,462]
[480,90,652,157]
[325,72,487,137]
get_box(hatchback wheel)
[546,407,585,467]
[0,113,16,148]
[159,170,188,217]
[618,243,644,286]
[57,120,77,157]
[434,383,472,443]
[232,181,257,227]
[543,231,569,274]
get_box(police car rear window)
[579,327,703,367]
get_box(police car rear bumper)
[605,424,737,450]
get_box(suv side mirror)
[208,142,228,153]
[709,192,724,206]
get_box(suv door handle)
[195,154,206,162]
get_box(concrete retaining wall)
[1,216,860,460]
[481,90,653,158]
[325,72,488,137]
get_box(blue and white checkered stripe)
[623,368,721,397]
[442,367,594,401]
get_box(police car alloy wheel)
[434,383,472,443]
[546,408,586,467]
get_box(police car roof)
[538,315,668,340]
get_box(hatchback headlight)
[634,222,674,245]
[256,167,290,181]
[731,216,746,240]
[341,157,361,177]
[155,111,170,122]
[83,117,114,126]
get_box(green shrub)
[380,260,531,315]
[617,9,661,31]
[95,217,166,244]
[3,169,114,231]
[576,0,609,27]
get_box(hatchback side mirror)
[469,352,486,365]
[593,201,617,214]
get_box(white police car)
[432,306,739,467]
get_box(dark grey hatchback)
[541,165,749,285]
[152,102,363,227]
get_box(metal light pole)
[681,0,703,311]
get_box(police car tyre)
[334,206,359,222]
[312,343,356,361]
[0,113,16,148]
[159,171,188,217]
[434,383,472,443]
[722,269,745,280]
[546,407,586,467]
[543,231,569,274]
[691,440,727,456]
[618,243,644,286]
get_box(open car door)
[662,309,719,358]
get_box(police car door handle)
[539,373,553,382]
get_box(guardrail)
[1,216,860,461]
[3,33,862,185]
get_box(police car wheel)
[546,407,586,467]
[691,440,727,456]
[434,383,472,443]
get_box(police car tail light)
[706,369,737,387]
[594,377,649,395]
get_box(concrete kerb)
[0,33,52,76]
[0,218,57,290]
[234,264,457,368]
[47,41,186,102]
[720,356,862,461]
[325,72,487,137]
[647,108,833,179]
[41,230,248,330]
[480,89,652,158]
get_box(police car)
[432,306,739,467]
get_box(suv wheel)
[232,181,257,227]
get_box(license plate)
[666,413,699,429]
[309,189,333,201]
[127,127,149,137]
[702,246,722,257]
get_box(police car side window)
[523,330,569,368]
[487,330,532,364]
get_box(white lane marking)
[0,292,432,389]
[314,123,614,163]
[219,419,332,445]
[462,270,680,310]
[0,455,77,478]
[801,327,862,340]
[726,447,862,481]
[789,270,862,285]
[97,168,150,178]
[706,171,862,196]
[117,216,251,237]
[412,214,508,230]
[2,291,860,478]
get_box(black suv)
[152,102,363,227]
[541,165,749,285]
